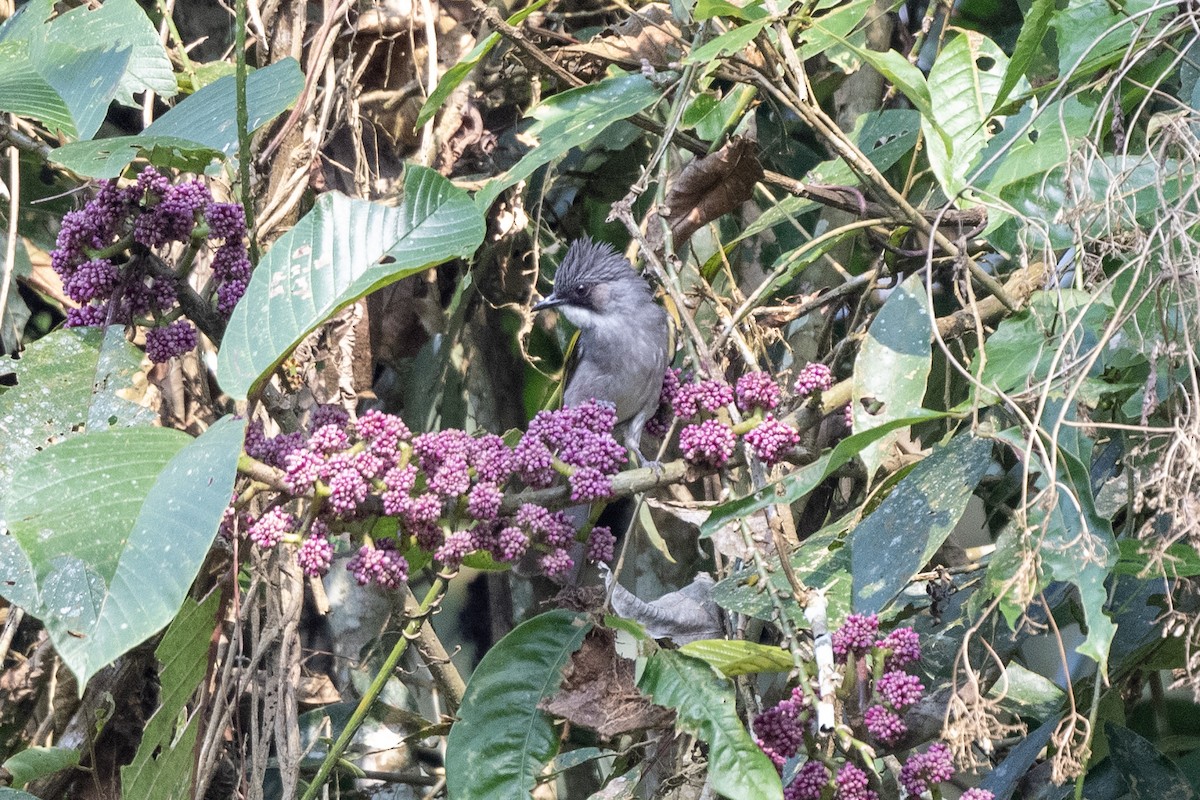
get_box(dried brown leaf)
[539,627,675,739]
[661,136,763,246]
[555,4,684,77]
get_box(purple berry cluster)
[237,402,622,586]
[735,371,781,413]
[899,743,954,796]
[794,362,834,397]
[644,367,682,438]
[755,617,954,799]
[753,685,810,768]
[668,370,801,468]
[828,614,926,747]
[514,400,626,502]
[50,166,251,362]
[784,760,829,800]
[744,415,801,466]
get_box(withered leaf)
[539,627,675,739]
[555,4,683,77]
[662,135,763,245]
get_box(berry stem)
[299,571,453,800]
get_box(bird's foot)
[632,452,665,477]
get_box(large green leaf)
[122,592,222,800]
[0,37,128,140]
[50,136,225,179]
[970,290,1110,403]
[446,610,592,800]
[1044,416,1117,669]
[700,409,948,537]
[851,273,933,478]
[679,639,792,676]
[797,0,874,60]
[638,650,782,800]
[713,524,852,631]
[922,30,1007,200]
[10,0,175,107]
[144,58,303,157]
[975,96,1094,194]
[217,166,485,399]
[0,326,153,505]
[1049,0,1167,81]
[851,432,993,614]
[474,74,660,211]
[1104,724,1194,800]
[2,416,245,688]
[2,747,79,790]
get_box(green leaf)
[418,34,499,131]
[3,416,245,688]
[28,0,175,107]
[49,135,225,179]
[415,0,554,129]
[475,74,660,211]
[851,273,933,478]
[700,409,949,537]
[975,95,1093,193]
[2,747,80,789]
[713,524,853,630]
[1104,723,1194,800]
[851,433,994,614]
[685,19,772,65]
[694,0,768,22]
[844,44,934,123]
[988,662,1065,720]
[809,108,921,186]
[144,58,303,156]
[0,326,153,503]
[1115,539,1200,579]
[970,290,1109,403]
[921,30,1007,200]
[446,610,592,800]
[1050,0,1166,80]
[992,0,1053,112]
[1045,418,1117,668]
[121,592,222,800]
[638,650,782,800]
[679,639,792,675]
[797,0,874,60]
[0,37,129,140]
[217,166,484,399]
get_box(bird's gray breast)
[564,303,668,425]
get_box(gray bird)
[534,238,670,461]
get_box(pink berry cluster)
[665,371,801,468]
[50,166,250,362]
[753,616,992,800]
[832,614,924,746]
[793,362,834,398]
[514,400,627,502]
[236,402,624,588]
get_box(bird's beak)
[533,293,563,312]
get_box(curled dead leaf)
[657,136,763,246]
[606,570,724,644]
[555,4,684,78]
[539,627,675,738]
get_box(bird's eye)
[574,283,590,296]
